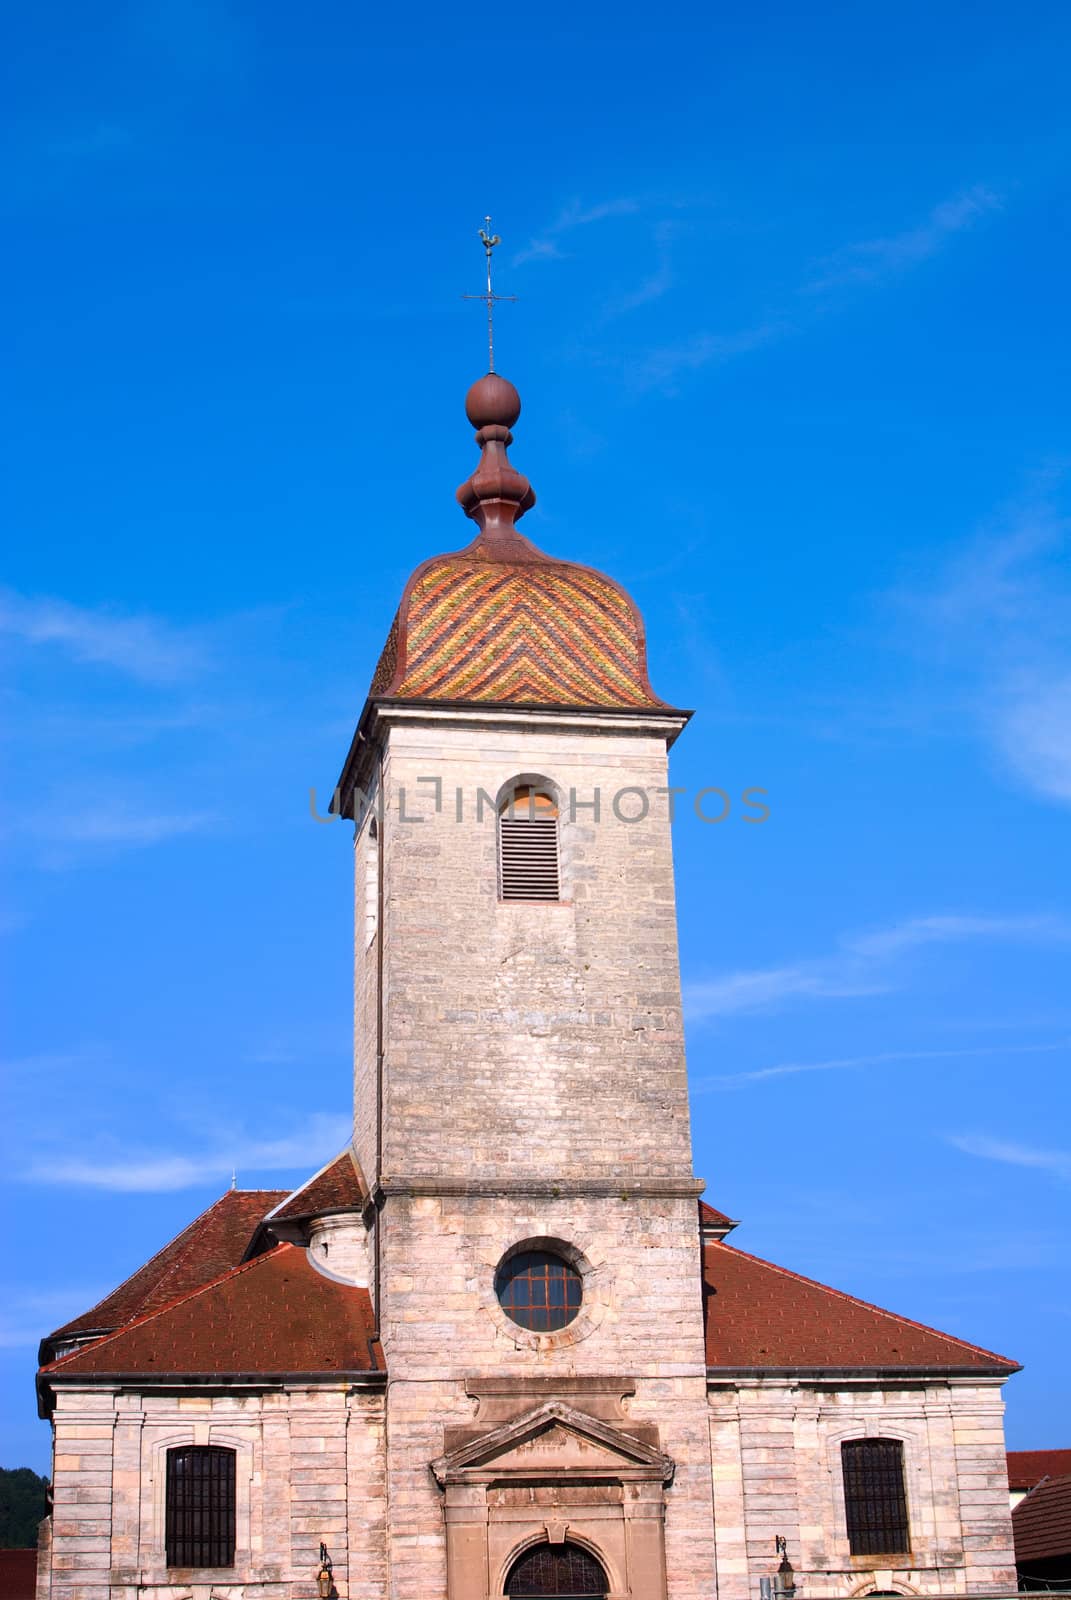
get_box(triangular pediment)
[431,1400,674,1485]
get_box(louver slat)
[499,817,560,900]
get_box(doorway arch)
[505,1539,608,1597]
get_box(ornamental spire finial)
[461,215,516,374]
[455,368,536,542]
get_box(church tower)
[35,277,1020,1600]
[334,366,719,1600]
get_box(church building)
[36,361,1021,1600]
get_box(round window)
[495,1249,582,1332]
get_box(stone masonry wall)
[41,1382,386,1600]
[377,1190,718,1600]
[361,715,695,1183]
[360,710,719,1598]
[353,796,380,1191]
[707,1380,1017,1600]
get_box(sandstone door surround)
[431,1399,675,1600]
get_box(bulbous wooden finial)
[456,371,536,539]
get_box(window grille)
[506,1539,607,1596]
[495,1249,582,1332]
[498,787,560,901]
[842,1438,910,1555]
[165,1446,236,1568]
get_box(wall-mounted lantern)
[760,1536,796,1600]
[317,1541,335,1599]
[774,1535,796,1599]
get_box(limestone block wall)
[378,1190,719,1600]
[357,712,694,1184]
[41,1380,387,1600]
[353,795,380,1190]
[950,1389,1018,1593]
[707,1380,1017,1600]
[45,1388,115,1598]
[307,1214,371,1287]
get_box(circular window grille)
[495,1249,582,1332]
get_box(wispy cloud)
[629,321,783,391]
[892,479,1071,807]
[696,1038,1070,1090]
[622,185,1001,392]
[0,1286,110,1349]
[0,589,207,683]
[9,793,218,869]
[806,186,1001,291]
[596,219,681,323]
[683,912,1069,1022]
[945,1132,1071,1182]
[46,805,216,848]
[847,912,1066,958]
[22,1111,351,1192]
[684,959,882,1020]
[993,670,1071,803]
[513,198,640,266]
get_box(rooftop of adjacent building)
[1013,1470,1071,1567]
[0,1550,38,1600]
[37,1152,1018,1411]
[1009,1450,1071,1491]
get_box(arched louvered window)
[505,1539,608,1596]
[165,1446,236,1568]
[498,787,560,902]
[842,1438,910,1555]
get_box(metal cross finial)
[462,215,517,374]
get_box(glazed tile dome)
[367,373,667,712]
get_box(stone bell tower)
[334,368,718,1600]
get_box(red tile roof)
[1013,1474,1071,1564]
[46,1189,287,1344]
[699,1200,738,1231]
[1009,1450,1071,1491]
[41,1244,381,1381]
[703,1240,1019,1373]
[0,1551,37,1600]
[267,1150,364,1222]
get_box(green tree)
[0,1467,49,1547]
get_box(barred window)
[165,1446,235,1568]
[496,1249,582,1332]
[506,1539,608,1595]
[842,1438,910,1555]
[498,787,560,902]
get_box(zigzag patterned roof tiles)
[364,371,672,714]
[375,555,664,710]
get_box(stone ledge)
[377,1177,706,1199]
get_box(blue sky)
[3,0,1070,1472]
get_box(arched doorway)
[505,1540,608,1597]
